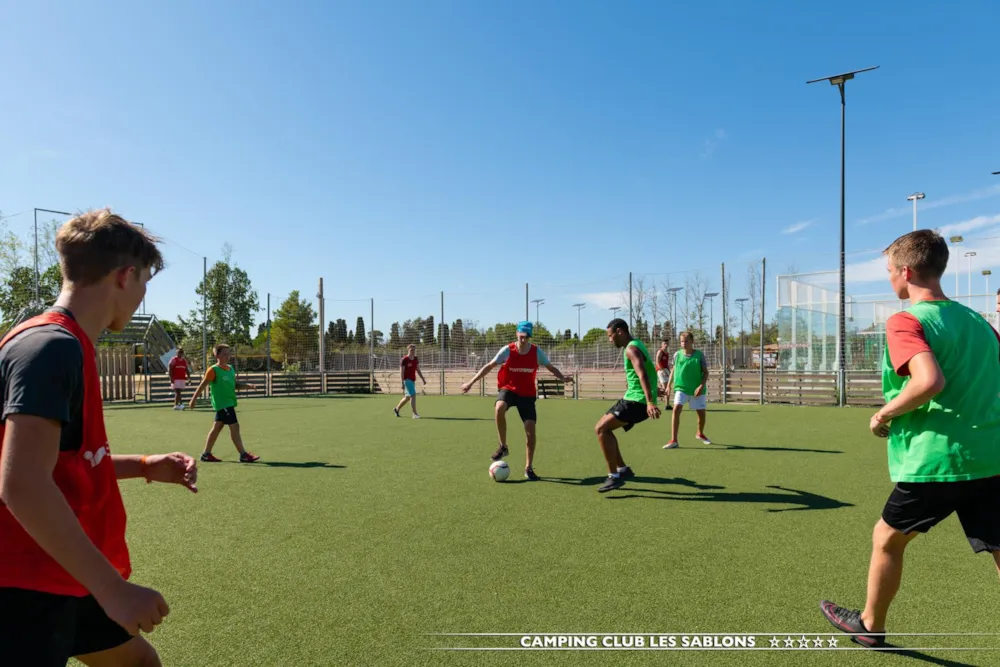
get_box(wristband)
[140,456,152,484]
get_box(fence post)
[759,257,766,405]
[369,298,375,394]
[440,291,445,395]
[721,262,727,404]
[202,256,208,375]
[266,293,272,397]
[318,279,325,394]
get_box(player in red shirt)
[167,347,191,410]
[394,344,427,419]
[0,210,198,666]
[460,322,573,480]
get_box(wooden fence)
[112,368,885,408]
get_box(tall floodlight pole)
[907,192,925,231]
[32,208,73,305]
[572,302,586,339]
[704,292,719,343]
[965,252,977,307]
[807,65,879,407]
[667,287,682,339]
[984,270,992,314]
[609,306,621,320]
[531,298,545,325]
[950,236,964,296]
[736,297,749,367]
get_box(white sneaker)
[412,414,421,419]
[172,405,182,411]
[662,441,679,449]
[695,434,712,444]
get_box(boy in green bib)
[662,331,711,449]
[821,230,1000,647]
[593,318,660,493]
[189,344,261,463]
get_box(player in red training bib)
[820,231,1000,647]
[461,321,573,480]
[394,344,427,419]
[167,347,191,410]
[0,210,198,666]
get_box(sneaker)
[393,408,400,417]
[200,452,222,463]
[412,414,421,419]
[618,466,635,479]
[663,441,679,449]
[819,601,886,648]
[598,475,625,493]
[524,467,540,481]
[695,433,712,444]
[239,452,260,463]
[490,444,509,461]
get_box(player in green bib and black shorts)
[188,343,261,463]
[820,231,1000,647]
[593,318,660,493]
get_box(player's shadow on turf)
[543,475,724,490]
[419,417,493,421]
[607,485,853,512]
[879,646,981,667]
[694,442,843,454]
[224,461,345,469]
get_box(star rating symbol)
[813,637,825,648]
[769,637,780,648]
[798,635,810,649]
[827,637,839,647]
[784,636,795,648]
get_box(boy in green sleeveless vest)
[188,344,261,463]
[593,318,660,493]
[821,230,1000,647]
[662,331,711,449]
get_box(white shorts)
[172,380,186,390]
[657,369,670,386]
[673,391,707,411]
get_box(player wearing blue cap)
[461,321,573,480]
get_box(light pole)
[530,298,545,326]
[965,252,977,307]
[704,291,719,343]
[983,270,992,314]
[736,297,749,368]
[667,287,682,339]
[32,208,73,306]
[950,236,964,296]
[572,302,586,340]
[808,65,879,407]
[907,192,925,231]
[609,305,621,320]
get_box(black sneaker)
[490,444,509,461]
[598,475,625,493]
[619,466,635,479]
[819,601,886,647]
[393,408,400,417]
[524,467,540,481]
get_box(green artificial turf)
[88,396,1000,666]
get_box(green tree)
[389,322,401,346]
[437,322,450,348]
[0,264,61,325]
[355,316,367,347]
[451,319,465,348]
[582,327,605,345]
[422,316,435,345]
[159,319,185,345]
[371,330,384,347]
[179,244,259,349]
[271,290,318,363]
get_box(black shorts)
[607,399,650,432]
[0,587,132,665]
[882,475,1000,553]
[215,407,238,425]
[496,390,537,423]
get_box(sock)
[617,466,628,473]
[609,472,620,478]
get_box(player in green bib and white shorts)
[663,331,711,449]
[820,231,1000,648]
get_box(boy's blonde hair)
[56,209,163,286]
[213,343,230,356]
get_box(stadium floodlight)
[965,252,977,306]
[572,302,586,340]
[704,292,719,343]
[993,171,1000,175]
[807,65,879,406]
[666,287,683,337]
[906,192,925,231]
[949,237,964,295]
[530,298,545,325]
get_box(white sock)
[617,466,628,473]
[609,472,620,478]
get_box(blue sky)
[2,0,999,337]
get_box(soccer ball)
[489,460,510,482]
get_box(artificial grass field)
[96,395,999,667]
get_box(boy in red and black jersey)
[461,321,573,480]
[0,209,198,666]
